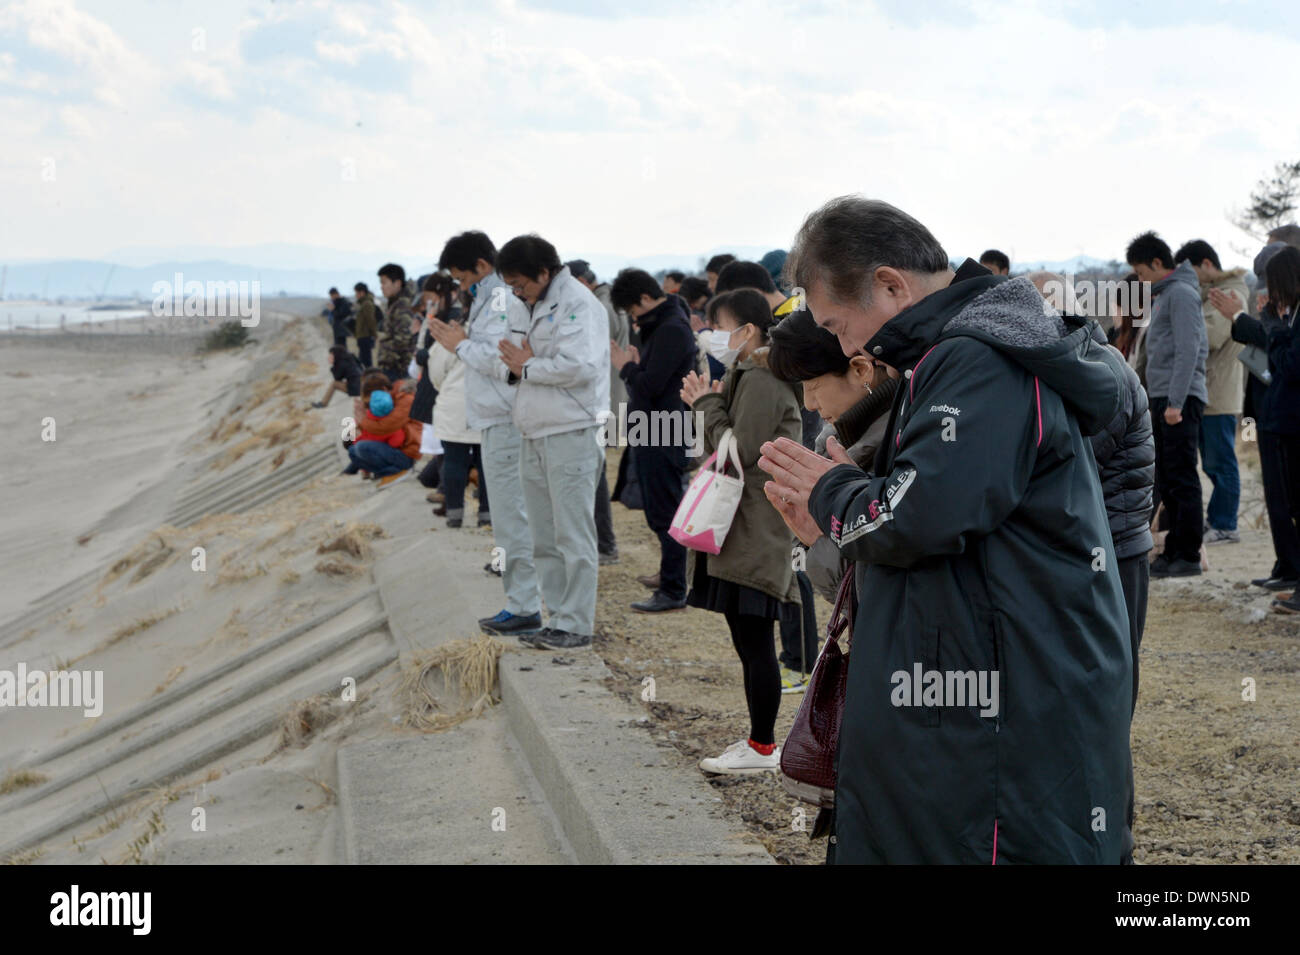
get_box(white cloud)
[2,0,1299,270]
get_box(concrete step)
[336,716,575,865]
[0,615,396,858]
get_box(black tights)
[725,612,780,746]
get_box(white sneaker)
[699,739,781,775]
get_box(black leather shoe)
[631,592,688,614]
[519,627,551,648]
[1252,576,1298,591]
[1165,558,1202,578]
[537,629,592,650]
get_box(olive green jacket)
[355,292,378,339]
[687,348,802,604]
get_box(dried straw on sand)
[395,635,506,731]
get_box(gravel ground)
[591,441,1300,865]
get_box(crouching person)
[760,197,1132,864]
[346,376,420,488]
[496,235,610,651]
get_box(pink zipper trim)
[909,344,940,402]
[992,818,999,865]
[1034,377,1042,447]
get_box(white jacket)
[427,342,482,445]
[454,272,529,431]
[513,266,611,440]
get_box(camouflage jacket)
[377,293,417,377]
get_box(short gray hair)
[785,196,949,305]
[1267,223,1300,250]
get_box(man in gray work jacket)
[496,235,611,651]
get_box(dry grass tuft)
[153,665,186,696]
[0,769,48,796]
[131,546,175,583]
[314,558,362,577]
[102,530,177,587]
[395,636,506,731]
[274,693,342,752]
[122,787,179,864]
[316,522,385,560]
[101,606,180,651]
[215,559,268,587]
[279,568,301,586]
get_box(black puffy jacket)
[810,265,1131,865]
[1086,325,1155,560]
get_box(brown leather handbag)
[779,567,856,808]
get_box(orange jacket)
[359,390,422,459]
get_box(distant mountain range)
[0,244,1121,301]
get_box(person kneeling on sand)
[313,345,363,408]
[345,381,421,488]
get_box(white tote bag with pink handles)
[669,428,745,555]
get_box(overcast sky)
[3,0,1299,270]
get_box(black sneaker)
[1150,554,1171,578]
[1272,594,1300,614]
[519,628,551,648]
[631,592,688,613]
[446,517,463,529]
[477,513,492,528]
[1165,558,1202,578]
[537,630,592,651]
[478,610,543,635]
[1252,576,1298,591]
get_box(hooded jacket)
[1198,268,1248,416]
[454,272,529,432]
[1145,261,1208,409]
[1086,324,1155,560]
[808,265,1131,864]
[513,266,611,440]
[358,389,422,459]
[689,347,803,604]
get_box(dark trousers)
[1150,395,1204,562]
[1261,431,1300,579]
[1117,554,1149,713]
[724,612,781,745]
[347,440,411,477]
[356,336,375,369]
[1276,435,1300,566]
[778,572,818,674]
[442,440,487,516]
[634,445,687,600]
[1117,551,1149,863]
[595,456,617,556]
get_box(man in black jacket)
[327,287,353,346]
[610,269,698,613]
[1209,241,1300,594]
[758,196,1131,864]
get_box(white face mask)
[707,328,741,366]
